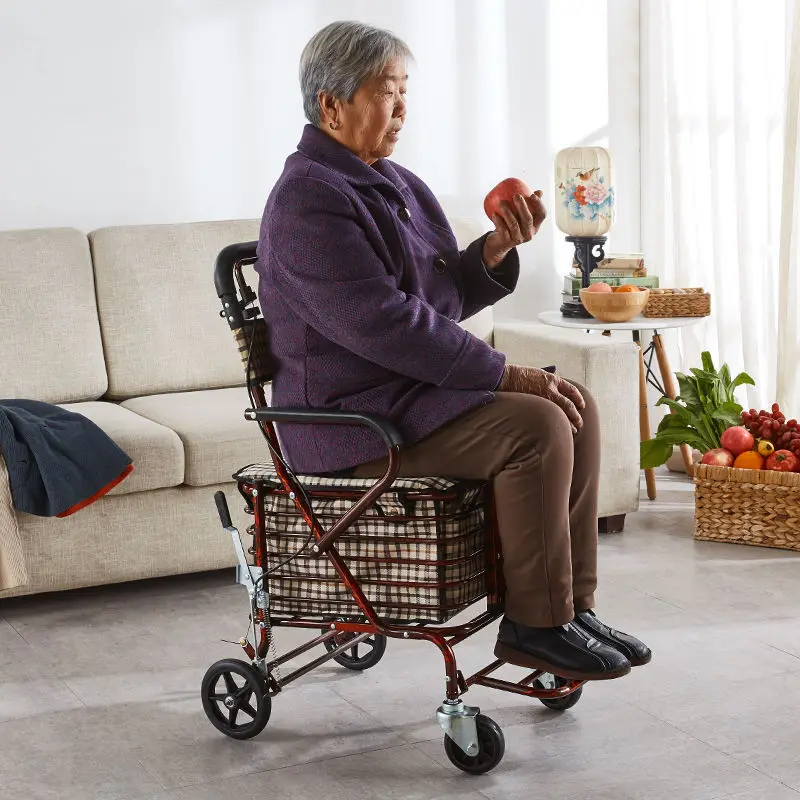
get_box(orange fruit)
[733,451,764,470]
[614,284,640,293]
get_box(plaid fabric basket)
[235,464,490,624]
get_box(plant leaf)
[701,351,716,373]
[731,371,755,390]
[710,401,744,429]
[655,412,696,433]
[677,373,702,412]
[652,415,717,451]
[640,438,676,469]
[719,363,732,389]
[690,368,720,385]
[655,397,696,424]
[646,427,709,449]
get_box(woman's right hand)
[497,364,585,432]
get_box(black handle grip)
[214,491,232,528]
[214,241,258,329]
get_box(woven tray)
[695,464,800,550]
[644,288,710,318]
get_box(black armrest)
[244,406,404,558]
[244,407,404,450]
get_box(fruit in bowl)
[614,284,642,293]
[579,287,650,323]
[585,282,614,293]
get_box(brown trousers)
[352,386,600,627]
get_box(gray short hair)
[299,21,413,126]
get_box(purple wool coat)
[256,125,520,474]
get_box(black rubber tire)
[537,676,584,711]
[201,659,271,740]
[323,631,387,671]
[443,714,505,775]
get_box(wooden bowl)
[579,288,650,323]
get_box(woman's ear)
[318,92,340,130]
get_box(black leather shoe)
[573,610,652,667]
[495,617,631,681]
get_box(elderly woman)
[256,21,650,681]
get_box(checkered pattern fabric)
[234,463,490,624]
[233,320,275,385]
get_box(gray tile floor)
[2,472,800,799]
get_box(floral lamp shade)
[555,146,615,236]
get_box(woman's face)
[323,58,407,165]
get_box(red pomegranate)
[720,426,755,456]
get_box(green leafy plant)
[640,351,755,469]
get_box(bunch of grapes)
[741,403,800,457]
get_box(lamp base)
[560,235,608,318]
[567,235,608,285]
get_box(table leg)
[634,333,657,500]
[652,333,695,477]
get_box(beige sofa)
[0,218,639,598]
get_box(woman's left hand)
[483,190,547,268]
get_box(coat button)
[397,206,411,222]
[433,257,447,273]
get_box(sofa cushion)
[0,228,108,403]
[89,219,260,400]
[121,387,264,487]
[60,401,184,494]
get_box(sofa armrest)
[0,456,28,590]
[493,322,641,517]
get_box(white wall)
[0,0,640,322]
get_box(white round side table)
[538,311,705,500]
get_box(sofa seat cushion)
[59,402,184,494]
[121,388,264,487]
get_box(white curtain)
[778,0,800,414]
[641,0,800,414]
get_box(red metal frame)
[235,384,584,704]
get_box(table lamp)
[555,146,615,318]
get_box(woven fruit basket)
[644,288,710,318]
[694,464,800,550]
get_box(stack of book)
[562,253,659,300]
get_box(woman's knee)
[568,381,600,453]
[570,381,599,430]
[496,393,575,457]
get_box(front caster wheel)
[323,630,386,671]
[443,714,505,775]
[536,674,584,711]
[201,658,271,740]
